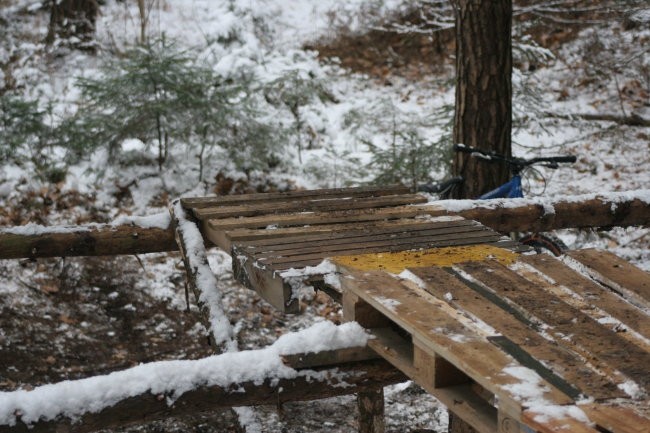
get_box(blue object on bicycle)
[479,175,523,199]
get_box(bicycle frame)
[478,175,523,199]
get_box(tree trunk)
[450,0,513,199]
[45,0,99,50]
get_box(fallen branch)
[545,112,650,127]
[0,323,398,433]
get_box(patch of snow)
[398,269,427,289]
[172,200,234,350]
[110,211,171,229]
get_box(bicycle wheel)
[519,233,568,256]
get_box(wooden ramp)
[181,185,524,312]
[181,186,650,433]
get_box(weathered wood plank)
[193,194,428,220]
[231,252,298,313]
[460,261,650,393]
[207,205,447,230]
[578,403,650,433]
[204,218,462,251]
[181,184,411,209]
[259,233,508,267]
[410,266,625,400]
[567,249,650,304]
[367,327,497,433]
[338,268,573,415]
[267,240,524,272]
[521,254,650,342]
[251,228,500,260]
[237,218,474,250]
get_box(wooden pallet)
[181,185,524,312]
[336,248,650,433]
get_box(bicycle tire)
[519,233,568,257]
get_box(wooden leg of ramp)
[358,388,385,433]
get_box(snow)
[172,200,235,350]
[501,365,590,424]
[110,211,171,230]
[0,321,369,427]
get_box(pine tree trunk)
[450,0,512,199]
[45,0,99,50]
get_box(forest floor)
[1,1,649,432]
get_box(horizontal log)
[1,359,405,433]
[448,193,650,232]
[1,191,648,260]
[0,224,178,260]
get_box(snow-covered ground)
[1,1,649,432]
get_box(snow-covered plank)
[0,322,402,433]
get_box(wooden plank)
[220,216,467,246]
[259,233,507,266]
[567,249,650,304]
[459,261,650,393]
[268,240,524,271]
[521,254,650,342]
[282,347,380,369]
[578,403,650,433]
[367,327,497,433]
[181,184,411,209]
[207,205,447,230]
[357,388,385,433]
[338,268,573,414]
[251,228,500,260]
[514,259,650,354]
[410,266,625,400]
[204,217,463,251]
[232,252,298,313]
[237,218,475,250]
[193,194,428,220]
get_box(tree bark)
[450,0,513,199]
[45,0,99,50]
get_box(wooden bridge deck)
[181,186,650,433]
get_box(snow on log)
[0,212,177,259]
[0,322,394,433]
[170,200,235,350]
[436,189,650,232]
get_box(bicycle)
[418,143,577,256]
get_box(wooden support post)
[342,291,391,328]
[357,388,385,433]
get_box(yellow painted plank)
[333,244,518,273]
